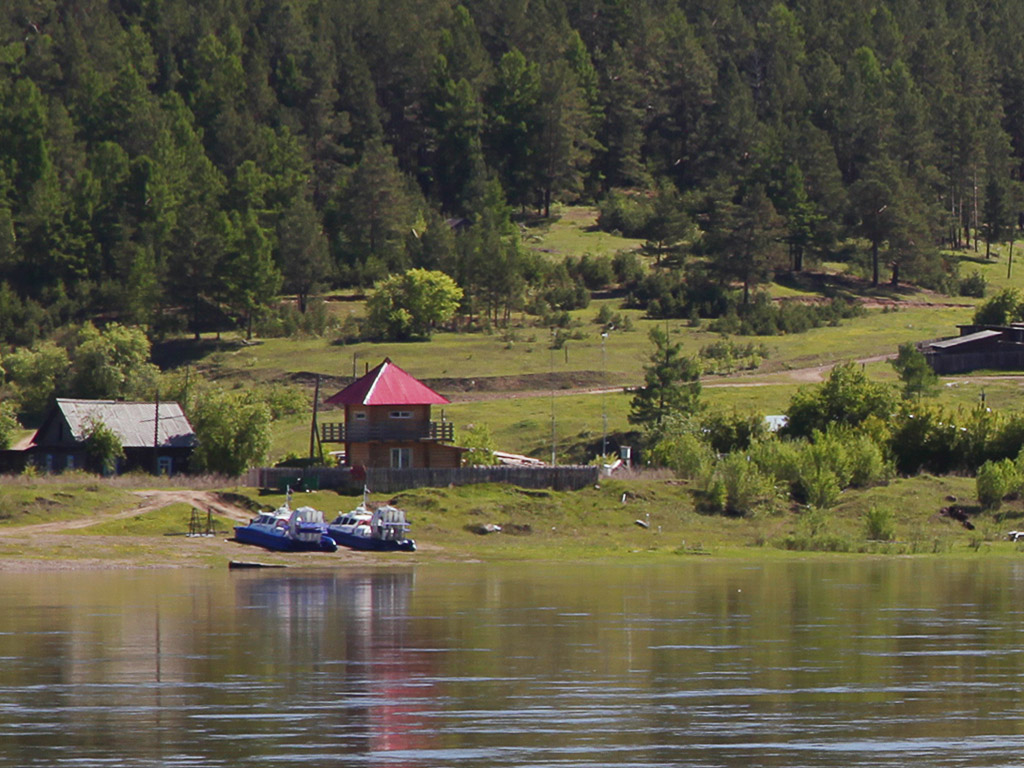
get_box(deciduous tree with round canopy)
[366,268,463,340]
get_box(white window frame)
[389,410,413,419]
[391,447,411,468]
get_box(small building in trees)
[922,324,1024,374]
[319,358,464,469]
[11,399,196,475]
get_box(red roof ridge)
[325,358,449,406]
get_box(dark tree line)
[1,0,1024,343]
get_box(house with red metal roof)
[320,358,464,469]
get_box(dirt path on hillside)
[18,490,257,535]
[448,352,903,402]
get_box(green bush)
[864,505,895,541]
[887,403,1024,476]
[777,508,853,552]
[749,438,803,489]
[257,299,339,338]
[698,340,769,374]
[973,287,1021,325]
[246,383,308,419]
[889,403,962,475]
[987,413,1024,464]
[749,429,887,507]
[567,254,615,290]
[661,432,716,484]
[596,190,653,237]
[798,462,842,509]
[460,423,499,466]
[612,251,644,287]
[83,417,125,476]
[700,409,767,453]
[706,294,864,336]
[845,433,889,487]
[959,270,987,298]
[191,389,273,476]
[714,452,774,516]
[784,362,896,439]
[804,432,852,488]
[0,401,20,450]
[977,459,1019,510]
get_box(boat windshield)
[294,506,326,525]
[376,506,410,528]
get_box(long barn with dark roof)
[14,398,196,475]
[922,324,1024,374]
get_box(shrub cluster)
[566,255,615,291]
[748,428,889,509]
[973,287,1022,325]
[707,295,864,336]
[976,458,1020,510]
[974,448,1024,510]
[652,412,889,516]
[612,252,645,288]
[959,270,987,298]
[596,191,653,238]
[594,303,635,332]
[536,262,591,312]
[633,271,863,336]
[699,340,769,374]
[889,403,1024,475]
[256,299,339,338]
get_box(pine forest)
[1,0,1023,343]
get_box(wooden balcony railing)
[320,421,455,443]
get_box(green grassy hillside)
[2,475,1021,566]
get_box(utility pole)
[152,389,160,476]
[601,331,609,458]
[309,374,321,461]
[550,329,556,466]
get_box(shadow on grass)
[151,337,254,369]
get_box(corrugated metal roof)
[56,399,197,448]
[324,358,449,406]
[929,330,1003,350]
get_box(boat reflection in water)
[233,569,435,760]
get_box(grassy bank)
[2,474,1022,569]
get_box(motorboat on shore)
[327,493,416,552]
[233,492,338,553]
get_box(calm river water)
[3,560,1024,766]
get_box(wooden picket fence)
[248,465,599,493]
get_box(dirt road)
[16,490,257,535]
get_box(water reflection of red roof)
[325,358,449,406]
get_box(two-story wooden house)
[320,358,464,469]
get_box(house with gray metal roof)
[19,398,196,475]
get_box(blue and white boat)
[233,492,338,553]
[327,494,416,552]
